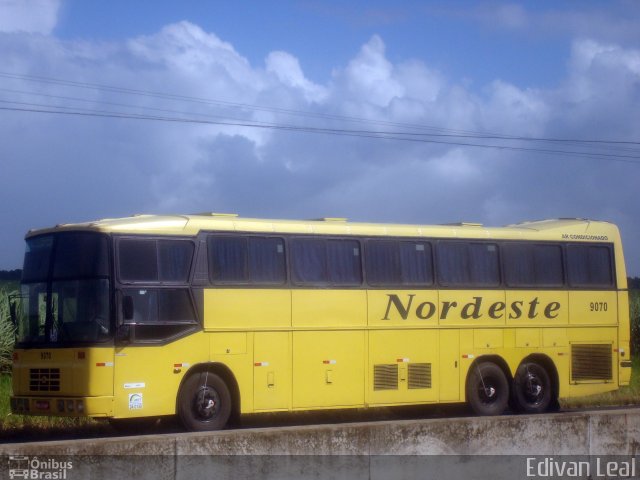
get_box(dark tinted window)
[53,233,109,279]
[248,237,286,284]
[504,244,563,287]
[124,288,195,324]
[437,242,500,286]
[292,239,327,284]
[134,324,197,342]
[209,237,247,282]
[567,245,614,287]
[328,240,362,285]
[123,287,197,342]
[159,241,194,282]
[23,233,109,282]
[291,238,361,285]
[365,241,398,285]
[23,236,54,282]
[400,242,433,285]
[366,240,433,286]
[119,239,193,283]
[119,239,158,281]
[208,236,285,284]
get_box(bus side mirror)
[122,295,134,323]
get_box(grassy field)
[0,281,18,374]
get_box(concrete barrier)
[2,407,640,479]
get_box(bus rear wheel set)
[466,360,554,416]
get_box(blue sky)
[54,1,573,86]
[1,0,640,275]
[52,1,639,87]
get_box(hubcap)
[193,386,220,421]
[478,380,499,404]
[524,374,544,403]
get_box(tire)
[178,372,232,431]
[513,362,552,414]
[466,362,509,416]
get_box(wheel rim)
[192,385,221,422]
[477,376,500,405]
[521,371,545,406]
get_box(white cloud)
[484,80,549,135]
[265,51,328,104]
[128,22,257,84]
[0,0,60,34]
[340,35,404,108]
[0,24,640,274]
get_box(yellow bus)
[9,214,632,430]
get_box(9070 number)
[590,302,608,312]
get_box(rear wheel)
[466,362,509,416]
[178,372,231,431]
[513,362,552,413]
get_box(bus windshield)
[16,232,112,346]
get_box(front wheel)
[178,372,231,431]
[513,362,552,413]
[466,362,509,416]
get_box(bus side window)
[208,236,286,285]
[436,242,500,287]
[291,238,361,286]
[567,245,614,288]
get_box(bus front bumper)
[10,395,114,417]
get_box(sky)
[0,0,639,275]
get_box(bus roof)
[26,214,622,244]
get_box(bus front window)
[17,232,112,346]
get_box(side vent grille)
[408,363,432,389]
[30,368,60,392]
[374,364,398,391]
[571,344,612,382]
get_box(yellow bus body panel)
[254,332,291,411]
[293,290,366,328]
[204,289,291,329]
[292,330,365,409]
[368,330,438,404]
[113,332,208,418]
